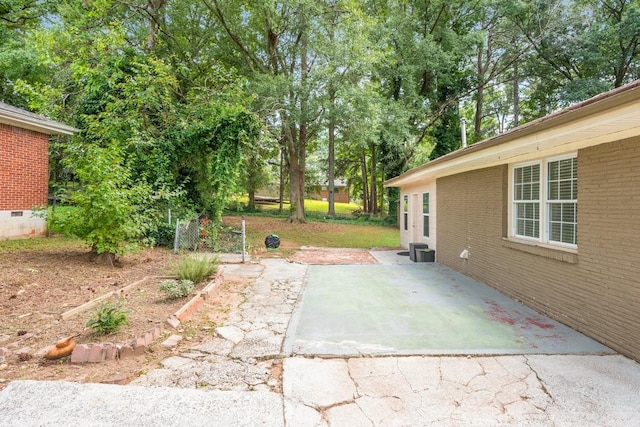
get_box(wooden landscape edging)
[59,276,175,321]
[67,271,224,364]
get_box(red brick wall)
[318,188,349,204]
[0,123,49,210]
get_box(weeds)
[86,299,130,335]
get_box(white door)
[411,193,419,242]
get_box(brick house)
[385,80,640,362]
[310,180,350,204]
[0,102,76,239]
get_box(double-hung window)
[422,193,430,237]
[512,155,577,247]
[547,157,577,245]
[513,163,540,239]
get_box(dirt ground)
[0,216,394,391]
[0,241,252,391]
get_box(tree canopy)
[2,0,637,244]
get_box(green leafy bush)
[86,299,130,335]
[171,255,219,284]
[56,145,150,258]
[159,279,195,300]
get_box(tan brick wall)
[436,136,640,362]
[0,123,49,210]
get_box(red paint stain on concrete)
[485,301,516,326]
[526,317,555,329]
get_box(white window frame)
[509,153,577,250]
[512,161,541,241]
[422,192,430,238]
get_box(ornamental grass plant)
[171,255,219,284]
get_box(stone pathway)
[131,259,306,392]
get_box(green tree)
[18,2,260,252]
[58,144,151,263]
[205,0,330,223]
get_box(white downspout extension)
[460,118,467,148]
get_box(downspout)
[460,118,467,148]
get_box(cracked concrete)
[1,253,640,426]
[132,260,306,392]
[283,354,639,426]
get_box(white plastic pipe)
[460,118,467,148]
[241,215,246,263]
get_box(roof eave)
[385,79,640,187]
[0,112,77,136]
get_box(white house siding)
[400,180,436,251]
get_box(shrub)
[86,299,130,335]
[159,279,195,300]
[171,255,219,284]
[147,221,175,247]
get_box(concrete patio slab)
[283,354,640,426]
[286,262,613,356]
[0,380,283,427]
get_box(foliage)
[175,101,262,222]
[146,221,176,248]
[171,255,219,284]
[159,279,195,300]
[3,0,638,233]
[54,145,150,256]
[86,299,130,335]
[19,12,260,251]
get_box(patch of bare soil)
[0,240,251,390]
[289,248,379,265]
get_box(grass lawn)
[2,202,399,258]
[232,196,363,216]
[223,214,400,258]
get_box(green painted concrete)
[286,263,613,356]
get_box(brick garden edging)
[166,271,223,328]
[68,272,224,364]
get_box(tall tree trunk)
[289,145,306,223]
[278,145,285,213]
[327,21,336,217]
[370,142,377,215]
[328,115,336,216]
[248,190,256,211]
[286,20,310,223]
[145,0,167,51]
[475,39,486,140]
[360,152,369,213]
